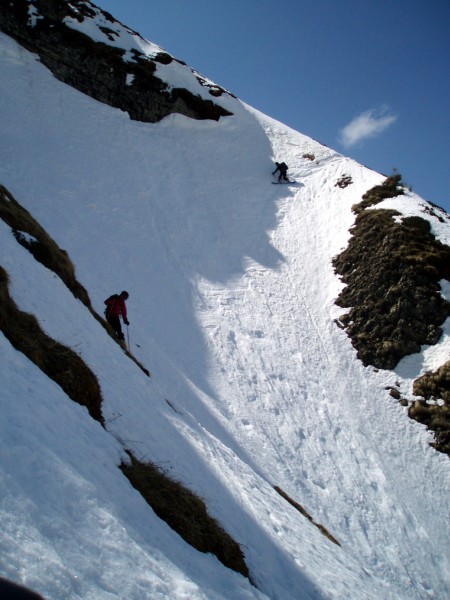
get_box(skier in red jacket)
[104,291,129,341]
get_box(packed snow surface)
[0,31,449,600]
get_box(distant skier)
[104,290,129,341]
[272,161,289,183]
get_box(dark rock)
[0,0,232,123]
[409,364,450,456]
[333,176,450,370]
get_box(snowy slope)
[0,25,449,600]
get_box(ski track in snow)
[0,32,450,600]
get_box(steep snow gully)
[1,28,450,600]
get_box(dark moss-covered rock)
[410,362,450,455]
[353,173,405,214]
[333,177,450,370]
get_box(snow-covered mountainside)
[1,2,450,599]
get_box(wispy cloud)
[339,106,397,148]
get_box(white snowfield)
[0,29,449,600]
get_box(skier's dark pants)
[107,315,124,340]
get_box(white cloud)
[339,106,397,148]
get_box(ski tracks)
[190,113,449,598]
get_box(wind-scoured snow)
[0,29,449,600]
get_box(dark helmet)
[120,290,129,298]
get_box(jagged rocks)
[0,0,232,123]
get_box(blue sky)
[96,0,449,213]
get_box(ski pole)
[126,325,130,351]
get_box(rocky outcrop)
[410,362,450,455]
[0,0,232,123]
[333,175,450,370]
[333,176,450,455]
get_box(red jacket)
[104,295,127,320]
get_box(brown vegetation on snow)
[333,174,450,456]
[0,265,104,423]
[121,451,250,577]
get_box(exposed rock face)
[0,0,232,123]
[333,176,450,370]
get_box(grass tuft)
[0,265,104,424]
[274,486,340,546]
[120,451,249,577]
[353,172,405,214]
[0,185,91,306]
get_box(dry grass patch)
[0,185,91,306]
[0,265,104,424]
[352,172,405,214]
[334,174,450,454]
[274,486,340,546]
[333,176,450,369]
[410,362,450,455]
[120,451,249,577]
